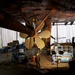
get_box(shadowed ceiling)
[0,0,75,22]
[0,0,75,35]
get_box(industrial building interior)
[0,0,75,75]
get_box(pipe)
[0,9,35,37]
[35,9,55,32]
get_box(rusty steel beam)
[35,9,56,32]
[0,9,35,36]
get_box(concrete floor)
[0,50,74,75]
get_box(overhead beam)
[0,9,35,36]
[35,9,56,32]
[70,21,74,25]
[65,22,68,25]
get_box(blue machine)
[12,44,28,64]
[51,45,73,63]
[56,53,73,63]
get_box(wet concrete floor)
[0,51,74,75]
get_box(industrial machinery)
[12,44,29,65]
[51,45,73,63]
